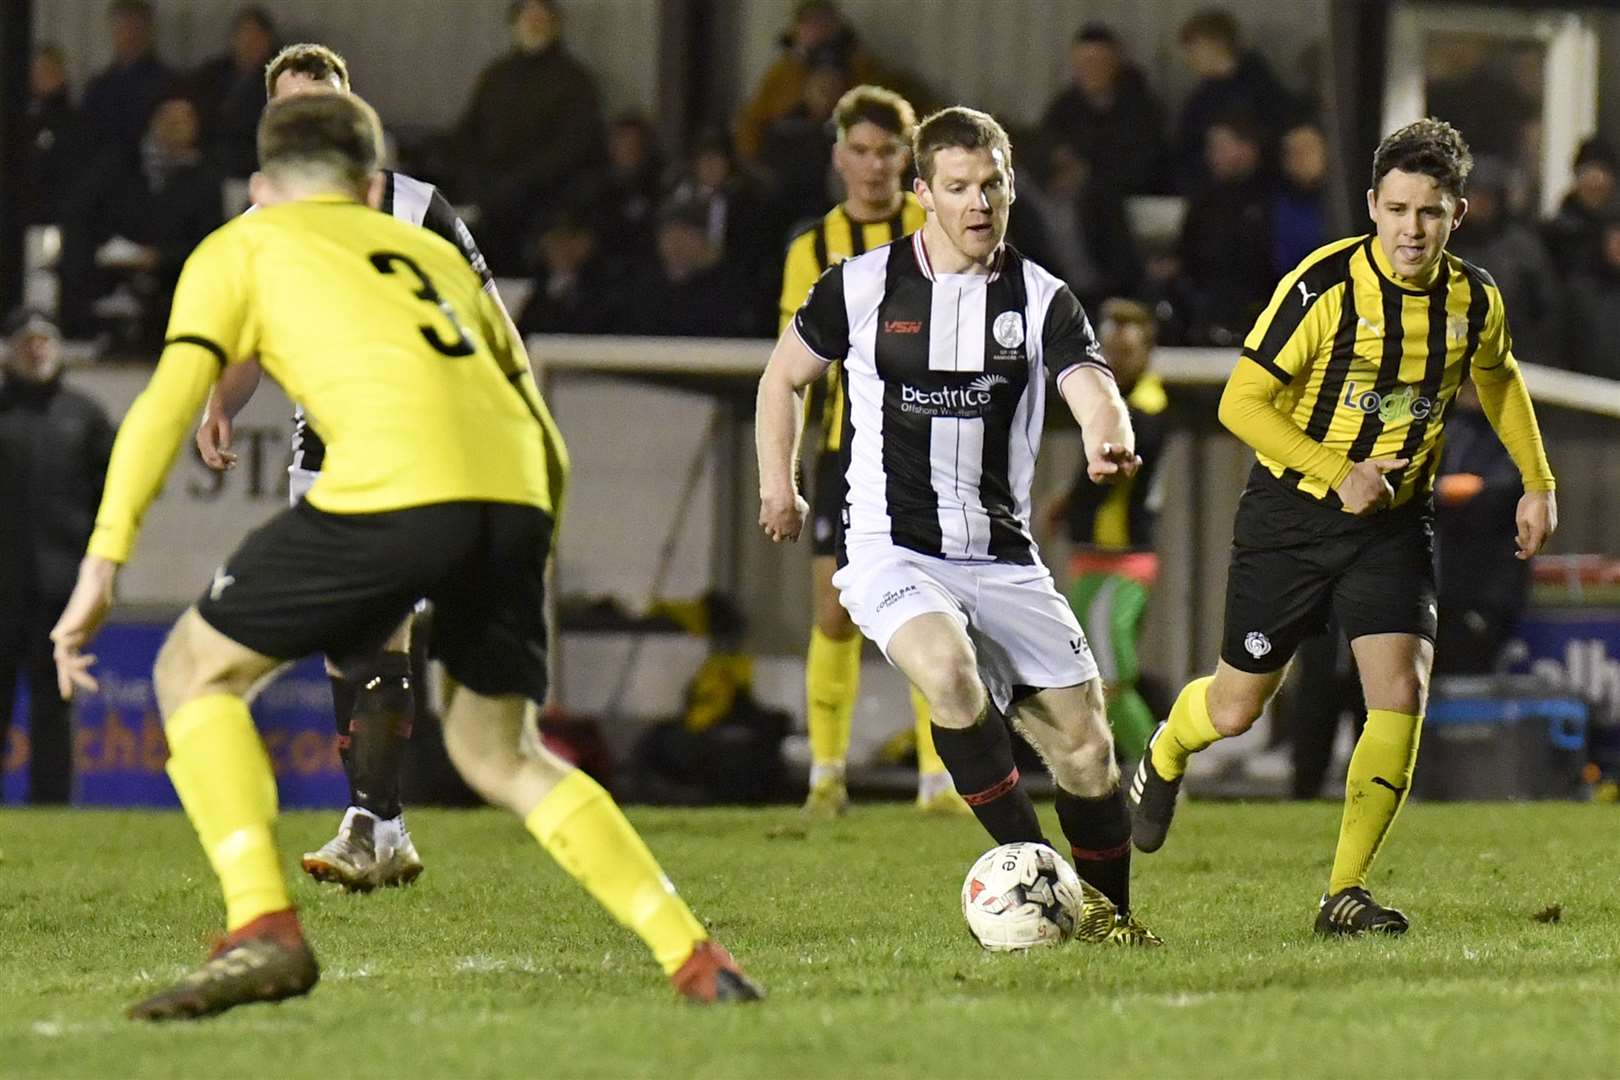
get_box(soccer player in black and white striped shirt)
[757,107,1160,944]
[192,44,528,892]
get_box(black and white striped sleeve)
[791,262,849,363]
[422,189,496,288]
[1044,285,1112,388]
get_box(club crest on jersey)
[1244,631,1272,659]
[992,311,1025,349]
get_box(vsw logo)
[1070,637,1091,657]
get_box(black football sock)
[345,651,414,821]
[930,709,1045,846]
[1055,786,1132,914]
[328,671,360,807]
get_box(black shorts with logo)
[1220,466,1437,674]
[809,450,846,558]
[197,499,553,703]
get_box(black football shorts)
[1219,467,1438,674]
[197,499,554,703]
[809,449,846,558]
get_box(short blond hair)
[833,85,916,142]
[257,91,383,193]
[264,42,351,98]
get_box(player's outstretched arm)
[54,341,222,696]
[1471,355,1557,558]
[755,328,828,542]
[1058,365,1140,484]
[196,357,262,470]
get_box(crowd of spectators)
[15,0,1620,375]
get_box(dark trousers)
[0,595,74,803]
[1288,626,1365,800]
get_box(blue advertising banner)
[2,622,346,807]
[1504,607,1620,773]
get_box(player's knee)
[917,661,986,729]
[153,614,255,717]
[1370,669,1428,716]
[1206,682,1266,737]
[1050,736,1117,796]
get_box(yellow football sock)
[910,684,945,776]
[1330,709,1422,893]
[806,627,861,767]
[163,694,289,931]
[1151,676,1220,781]
[525,770,707,976]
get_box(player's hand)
[1335,458,1407,516]
[1086,442,1141,485]
[759,489,809,543]
[196,407,238,471]
[49,556,120,700]
[1514,490,1557,560]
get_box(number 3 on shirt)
[369,251,476,357]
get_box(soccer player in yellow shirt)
[778,85,964,816]
[1129,119,1558,935]
[51,91,759,1021]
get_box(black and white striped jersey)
[793,231,1112,566]
[289,170,496,473]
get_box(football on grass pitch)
[961,842,1084,951]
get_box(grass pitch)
[2,801,1617,1079]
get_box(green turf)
[2,801,1616,1079]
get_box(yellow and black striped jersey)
[1237,233,1521,510]
[779,194,926,453]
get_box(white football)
[961,842,1084,951]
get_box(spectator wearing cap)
[1039,23,1169,198]
[626,198,760,337]
[24,45,82,226]
[1544,138,1618,279]
[1173,9,1294,193]
[188,6,278,177]
[734,1,884,163]
[1562,219,1620,381]
[1270,120,1328,275]
[1447,157,1561,365]
[0,311,115,804]
[79,0,175,158]
[57,92,224,343]
[451,0,607,273]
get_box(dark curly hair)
[1372,118,1474,198]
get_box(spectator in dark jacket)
[758,59,850,230]
[1176,115,1272,345]
[453,0,607,273]
[588,112,666,282]
[627,199,758,337]
[1545,138,1618,279]
[1433,382,1530,676]
[518,213,624,335]
[670,128,775,321]
[24,45,81,226]
[1270,120,1327,275]
[1173,10,1294,193]
[58,94,225,344]
[1447,157,1561,365]
[1039,23,1168,197]
[79,0,174,158]
[1019,139,1140,311]
[188,6,277,177]
[0,310,114,804]
[1562,219,1620,381]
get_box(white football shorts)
[833,543,1099,713]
